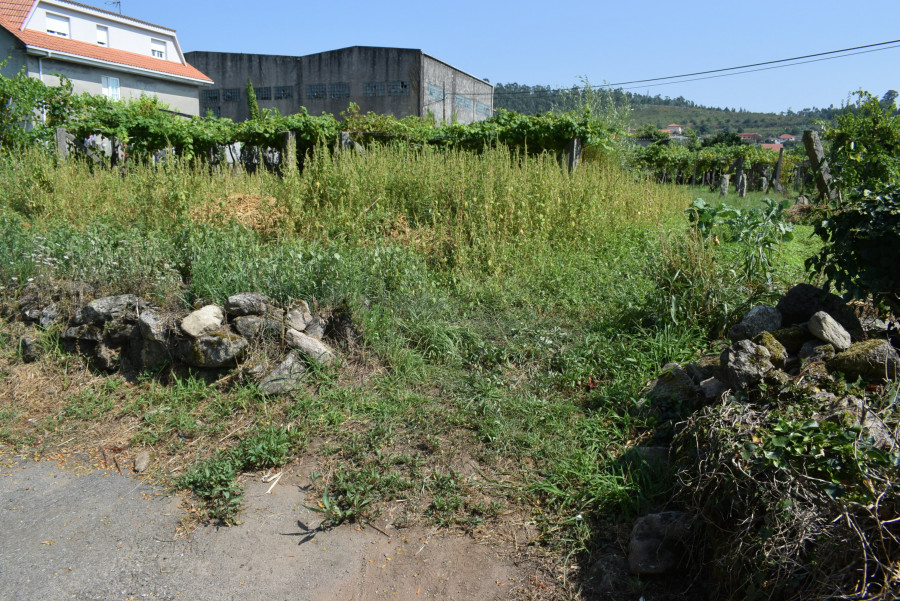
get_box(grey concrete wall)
[422,55,492,124]
[297,46,421,118]
[183,47,492,125]
[34,57,200,114]
[0,29,27,77]
[184,52,301,121]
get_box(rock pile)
[629,283,898,575]
[15,288,341,395]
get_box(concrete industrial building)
[0,0,212,115]
[184,46,493,124]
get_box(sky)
[109,0,898,114]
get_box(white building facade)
[0,0,211,115]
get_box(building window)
[256,86,271,100]
[96,25,108,46]
[388,81,410,96]
[202,89,219,103]
[364,82,385,97]
[101,76,120,101]
[204,106,221,118]
[306,84,326,99]
[329,83,350,99]
[223,88,240,102]
[427,83,444,100]
[274,85,293,100]
[454,95,473,110]
[151,39,166,59]
[46,12,70,38]
[476,102,492,117]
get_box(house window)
[46,12,70,37]
[427,84,444,100]
[274,85,293,100]
[306,84,325,100]
[101,76,120,101]
[454,95,473,110]
[388,81,409,96]
[329,83,350,99]
[256,86,271,100]
[223,88,240,102]
[476,102,492,117]
[364,82,385,97]
[151,39,166,59]
[96,25,108,46]
[202,89,219,103]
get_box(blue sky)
[115,0,898,114]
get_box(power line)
[479,38,900,98]
[619,44,900,91]
[606,38,900,86]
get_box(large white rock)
[809,311,852,352]
[285,328,336,366]
[181,305,224,338]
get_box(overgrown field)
[0,145,829,598]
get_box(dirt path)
[0,455,528,601]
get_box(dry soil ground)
[0,453,531,601]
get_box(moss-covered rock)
[826,340,900,381]
[769,325,811,355]
[753,331,787,369]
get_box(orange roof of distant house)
[0,0,211,83]
[762,143,783,151]
[667,123,681,127]
[777,134,795,140]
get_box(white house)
[0,0,212,115]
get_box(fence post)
[802,130,837,201]
[55,128,69,160]
[564,136,581,173]
[283,131,297,173]
[771,147,784,193]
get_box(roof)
[0,0,172,31]
[0,0,211,83]
[666,123,681,127]
[777,134,796,139]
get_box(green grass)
[0,144,823,590]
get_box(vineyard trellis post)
[802,130,837,200]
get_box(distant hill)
[492,83,850,137]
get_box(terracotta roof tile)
[0,0,34,28]
[0,1,210,82]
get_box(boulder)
[776,284,863,338]
[728,304,782,341]
[770,325,811,354]
[799,340,836,364]
[286,300,313,332]
[643,364,699,405]
[628,511,693,574]
[808,311,852,351]
[179,332,248,368]
[181,305,224,338]
[233,315,265,339]
[285,328,336,366]
[721,340,774,389]
[258,352,307,395]
[753,331,787,369]
[62,324,104,342]
[699,377,726,401]
[73,294,144,325]
[225,292,271,317]
[18,336,40,363]
[138,310,169,344]
[685,355,721,384]
[827,340,900,381]
[305,316,327,340]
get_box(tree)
[807,91,900,312]
[246,79,260,121]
